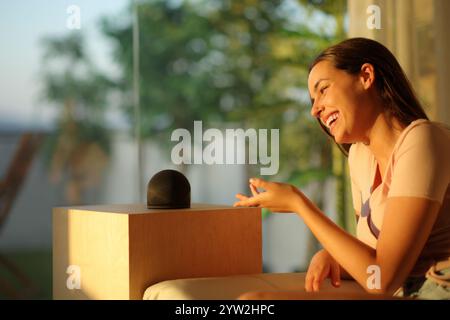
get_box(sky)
[0,0,128,129]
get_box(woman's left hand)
[233,178,305,213]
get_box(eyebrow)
[310,78,329,105]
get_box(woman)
[234,37,450,299]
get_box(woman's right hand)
[305,249,341,292]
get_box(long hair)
[309,37,429,156]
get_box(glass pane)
[131,0,347,273]
[0,0,130,299]
[0,1,350,298]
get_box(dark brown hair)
[309,37,429,156]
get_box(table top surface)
[53,203,257,215]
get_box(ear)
[359,63,376,90]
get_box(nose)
[310,100,324,119]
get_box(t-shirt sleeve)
[348,143,362,214]
[388,124,450,203]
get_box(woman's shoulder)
[349,141,372,160]
[395,119,450,155]
[405,118,449,135]
[389,119,450,202]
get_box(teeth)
[325,112,339,128]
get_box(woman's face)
[308,60,377,144]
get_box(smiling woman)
[234,37,450,299]
[309,38,429,156]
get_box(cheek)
[335,89,361,122]
[323,89,341,106]
[342,106,359,130]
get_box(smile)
[325,112,339,129]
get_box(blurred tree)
[299,0,353,230]
[296,0,350,266]
[207,1,338,240]
[40,33,112,205]
[102,1,228,141]
[101,0,347,270]
[211,0,348,266]
[38,0,349,271]
[299,0,346,37]
[101,0,338,178]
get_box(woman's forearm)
[340,265,353,280]
[293,193,388,293]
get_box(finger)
[233,196,260,207]
[318,266,329,283]
[305,271,313,292]
[305,268,321,292]
[330,263,341,288]
[249,183,259,197]
[249,178,269,190]
[235,193,249,201]
[312,277,321,292]
[311,268,326,292]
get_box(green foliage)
[101,0,341,180]
[40,32,113,204]
[98,0,348,225]
[102,1,228,141]
[40,33,112,157]
[41,0,348,215]
[298,0,347,16]
[261,207,271,220]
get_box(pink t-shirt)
[348,119,450,276]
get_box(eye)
[320,85,329,94]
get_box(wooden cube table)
[53,203,262,300]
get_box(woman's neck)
[363,113,406,177]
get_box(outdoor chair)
[0,133,43,299]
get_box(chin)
[333,134,351,145]
[333,134,343,144]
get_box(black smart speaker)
[147,169,191,209]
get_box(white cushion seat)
[143,272,366,300]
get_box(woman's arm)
[340,264,353,280]
[294,192,440,294]
[235,179,441,294]
[338,210,360,281]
